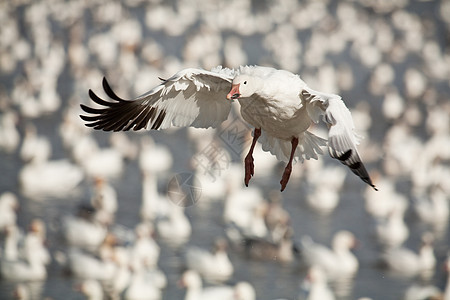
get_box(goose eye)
[243,81,247,85]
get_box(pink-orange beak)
[226,84,240,100]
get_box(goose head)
[227,75,263,100]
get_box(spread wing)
[80,67,236,131]
[301,88,377,190]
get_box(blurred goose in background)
[2,225,22,261]
[179,270,255,300]
[75,280,104,300]
[109,246,132,299]
[72,135,124,179]
[243,226,295,264]
[129,223,160,271]
[139,136,173,173]
[300,265,335,300]
[80,66,377,192]
[109,131,139,161]
[305,164,347,214]
[66,246,116,281]
[375,200,409,248]
[403,281,442,300]
[380,232,436,279]
[20,219,50,267]
[62,204,108,252]
[300,231,359,280]
[0,192,19,231]
[185,238,233,283]
[413,187,449,228]
[12,283,31,300]
[140,170,170,222]
[0,110,20,154]
[156,205,192,247]
[90,177,118,225]
[123,264,162,300]
[224,168,268,239]
[19,124,52,163]
[0,242,48,281]
[19,138,84,198]
[364,176,408,219]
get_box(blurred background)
[0,0,449,299]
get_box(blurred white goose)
[224,166,267,238]
[0,245,47,281]
[123,266,162,300]
[140,170,170,222]
[0,110,20,154]
[72,135,124,179]
[2,225,22,261]
[66,247,116,281]
[300,266,335,300]
[364,177,408,219]
[413,187,449,226]
[90,177,118,225]
[110,131,139,161]
[109,247,132,298]
[20,219,50,266]
[62,205,108,252]
[80,66,376,191]
[12,284,31,300]
[129,223,160,270]
[185,238,233,282]
[403,282,442,300]
[0,192,19,231]
[139,136,173,173]
[380,232,436,279]
[300,231,358,280]
[156,206,191,247]
[305,163,347,214]
[20,124,52,163]
[375,201,409,248]
[179,270,255,300]
[76,280,104,300]
[19,147,84,198]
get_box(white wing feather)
[302,88,377,190]
[80,67,236,131]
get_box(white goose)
[300,231,359,280]
[20,219,50,267]
[75,280,104,300]
[184,238,233,282]
[0,244,48,281]
[301,266,336,300]
[156,205,192,247]
[374,201,409,248]
[0,192,19,231]
[140,170,170,222]
[380,232,436,279]
[80,66,377,191]
[129,223,160,270]
[179,270,255,300]
[62,205,108,252]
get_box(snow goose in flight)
[80,66,377,191]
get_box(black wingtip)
[102,77,124,101]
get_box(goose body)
[300,231,359,280]
[185,239,233,282]
[80,66,376,191]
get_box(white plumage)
[80,65,376,191]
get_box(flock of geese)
[0,0,450,299]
